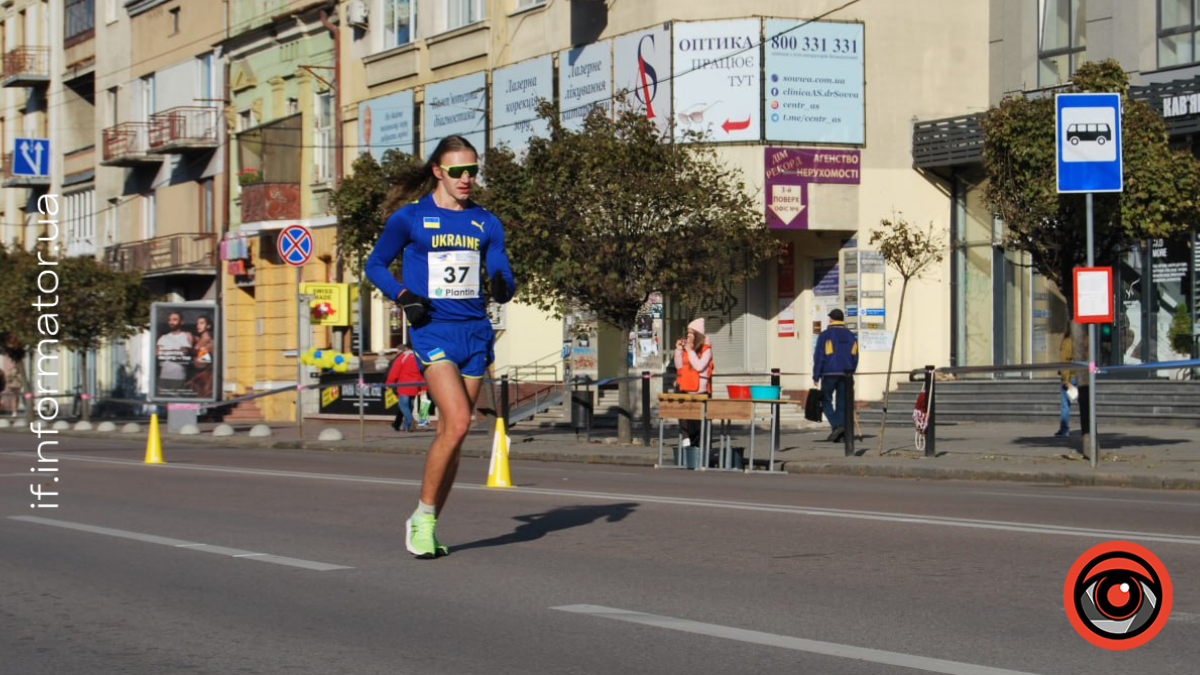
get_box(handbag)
[804,387,824,422]
[416,394,432,424]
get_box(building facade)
[916,0,1200,372]
[341,0,988,402]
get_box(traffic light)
[1100,323,1113,339]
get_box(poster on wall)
[149,302,219,403]
[423,71,487,156]
[764,147,861,229]
[359,90,415,160]
[614,24,673,136]
[491,55,553,158]
[777,242,796,338]
[672,18,761,143]
[560,41,613,131]
[763,19,865,144]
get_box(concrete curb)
[5,427,1196,490]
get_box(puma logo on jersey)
[471,219,485,232]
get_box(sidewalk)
[8,415,1200,489]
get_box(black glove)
[490,270,513,304]
[396,289,432,326]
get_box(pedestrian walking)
[386,343,425,432]
[365,135,516,559]
[812,308,859,443]
[1057,331,1079,437]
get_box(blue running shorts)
[410,318,495,378]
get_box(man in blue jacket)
[812,309,859,442]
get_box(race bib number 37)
[428,251,480,299]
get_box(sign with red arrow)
[671,18,761,143]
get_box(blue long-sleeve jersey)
[365,194,515,322]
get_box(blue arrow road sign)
[1056,93,1122,193]
[12,138,49,177]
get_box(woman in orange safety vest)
[674,317,713,448]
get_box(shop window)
[1159,0,1200,67]
[1038,0,1087,87]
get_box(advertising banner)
[614,24,673,136]
[300,282,350,327]
[560,41,613,131]
[764,19,865,144]
[424,71,487,155]
[359,89,415,160]
[764,147,861,229]
[150,302,219,403]
[491,54,553,157]
[672,18,761,143]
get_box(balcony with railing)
[2,47,50,87]
[912,113,984,170]
[240,182,301,223]
[1,150,51,187]
[105,233,218,277]
[101,122,164,167]
[148,106,220,153]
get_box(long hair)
[382,135,478,214]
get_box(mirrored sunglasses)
[439,163,479,179]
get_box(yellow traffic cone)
[485,416,513,488]
[144,413,164,464]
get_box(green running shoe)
[405,513,438,559]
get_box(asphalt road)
[1,435,1197,674]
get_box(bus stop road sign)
[1056,93,1122,193]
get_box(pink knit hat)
[687,318,705,335]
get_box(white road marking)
[29,453,1200,546]
[977,490,1200,508]
[553,605,1047,675]
[8,516,352,571]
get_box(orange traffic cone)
[144,413,164,464]
[485,416,513,488]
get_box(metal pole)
[842,370,855,457]
[501,374,510,429]
[641,371,651,447]
[770,367,781,448]
[924,365,936,457]
[358,280,365,444]
[1086,192,1098,467]
[296,266,303,440]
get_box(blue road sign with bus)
[1056,93,1122,193]
[12,138,49,177]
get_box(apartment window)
[106,87,118,127]
[200,178,214,234]
[1038,0,1087,87]
[169,7,180,35]
[447,0,484,30]
[142,193,156,239]
[314,90,335,183]
[64,190,96,257]
[65,0,96,43]
[384,0,415,46]
[1159,0,1200,67]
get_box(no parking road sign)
[1056,93,1123,193]
[277,224,313,267]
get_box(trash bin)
[570,389,594,431]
